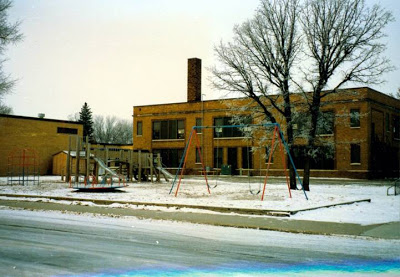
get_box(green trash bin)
[221,164,232,175]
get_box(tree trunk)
[282,88,297,190]
[289,163,297,190]
[302,154,311,191]
[303,90,322,192]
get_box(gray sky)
[4,0,400,121]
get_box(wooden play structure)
[65,136,172,189]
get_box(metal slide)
[70,157,127,190]
[93,157,120,178]
[156,166,174,181]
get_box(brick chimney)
[187,58,201,102]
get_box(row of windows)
[137,111,399,142]
[214,116,252,138]
[152,120,185,140]
[293,109,360,137]
[137,116,252,139]
[157,145,362,169]
[140,111,361,140]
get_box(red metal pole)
[193,129,211,194]
[175,129,195,197]
[277,130,292,198]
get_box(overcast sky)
[3,0,400,121]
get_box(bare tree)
[212,0,393,191]
[299,0,394,190]
[0,0,22,114]
[389,88,400,99]
[67,112,80,122]
[211,0,302,189]
[93,115,133,144]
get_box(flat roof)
[133,87,398,109]
[0,114,83,125]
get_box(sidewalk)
[0,194,399,240]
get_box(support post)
[75,136,80,183]
[66,136,71,182]
[105,147,109,166]
[150,153,153,183]
[129,150,133,181]
[156,153,161,182]
[138,150,142,182]
[86,136,90,181]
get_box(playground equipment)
[387,178,400,196]
[170,123,308,200]
[7,148,40,186]
[66,136,171,189]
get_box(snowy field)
[0,176,399,225]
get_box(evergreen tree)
[79,102,94,141]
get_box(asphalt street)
[0,208,399,276]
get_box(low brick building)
[132,58,400,179]
[0,114,83,176]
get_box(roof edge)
[0,114,83,125]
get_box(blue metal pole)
[275,124,308,200]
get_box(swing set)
[169,123,308,200]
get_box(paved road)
[0,208,399,276]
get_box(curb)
[0,193,370,217]
[0,195,398,239]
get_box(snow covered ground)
[0,176,399,225]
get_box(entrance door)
[228,148,238,175]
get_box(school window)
[214,148,223,168]
[394,115,400,140]
[137,121,142,136]
[350,144,361,164]
[316,111,335,135]
[292,146,334,170]
[242,147,253,169]
[350,109,360,128]
[293,113,308,137]
[152,119,185,140]
[57,127,78,135]
[195,118,202,134]
[153,149,183,168]
[265,146,274,163]
[214,116,251,138]
[385,114,390,132]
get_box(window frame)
[265,146,274,164]
[393,115,400,140]
[316,110,335,136]
[153,148,184,168]
[385,113,390,133]
[213,147,223,169]
[57,127,78,135]
[195,118,203,134]
[136,121,143,136]
[152,119,185,140]
[350,143,361,164]
[213,116,252,138]
[350,109,361,128]
[242,146,253,169]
